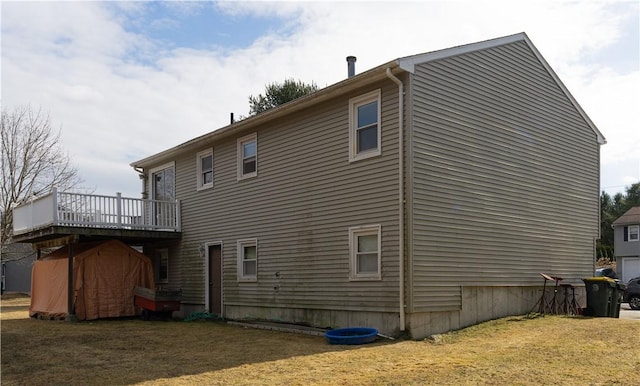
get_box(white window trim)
[237,133,258,180]
[157,248,169,284]
[237,238,258,282]
[349,89,382,162]
[629,225,640,242]
[196,148,214,190]
[148,162,176,228]
[149,161,176,198]
[349,225,382,281]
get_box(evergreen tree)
[248,79,318,116]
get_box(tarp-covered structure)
[30,239,155,320]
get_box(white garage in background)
[612,207,640,284]
[621,258,640,284]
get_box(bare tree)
[1,105,82,253]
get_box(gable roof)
[612,206,640,226]
[132,32,604,169]
[399,33,604,145]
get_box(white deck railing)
[12,188,181,235]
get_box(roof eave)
[131,60,400,169]
[397,32,606,145]
[612,207,640,227]
[398,32,529,73]
[132,31,607,170]
[519,34,606,145]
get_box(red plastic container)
[134,286,181,320]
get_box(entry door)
[208,245,222,315]
[151,165,175,227]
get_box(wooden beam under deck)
[12,225,181,246]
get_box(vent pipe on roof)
[346,56,357,78]
[230,112,234,124]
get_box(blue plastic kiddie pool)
[324,327,378,345]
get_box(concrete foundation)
[407,285,586,339]
[174,285,587,339]
[225,305,401,337]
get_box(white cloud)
[573,69,639,163]
[1,1,638,197]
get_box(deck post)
[66,242,77,321]
[116,192,122,227]
[175,199,181,232]
[52,187,59,226]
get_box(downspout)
[386,68,405,332]
[133,166,147,199]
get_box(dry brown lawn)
[2,293,639,385]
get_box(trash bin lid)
[583,277,616,287]
[583,277,615,282]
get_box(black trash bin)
[610,281,626,318]
[582,277,616,317]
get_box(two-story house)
[12,32,604,338]
[612,206,640,283]
[127,32,604,338]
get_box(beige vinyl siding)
[169,80,400,312]
[408,41,600,312]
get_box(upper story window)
[237,133,257,180]
[237,239,257,282]
[627,225,640,242]
[196,149,213,190]
[349,225,381,281]
[349,89,381,162]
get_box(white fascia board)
[520,34,606,145]
[397,31,606,145]
[131,61,397,169]
[397,32,527,73]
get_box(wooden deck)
[12,188,181,246]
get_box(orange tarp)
[30,240,155,320]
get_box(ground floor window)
[237,239,257,281]
[156,248,169,283]
[349,225,381,280]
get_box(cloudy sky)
[2,1,638,198]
